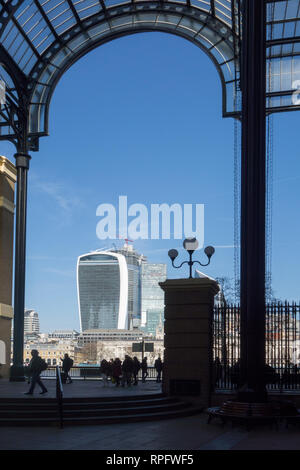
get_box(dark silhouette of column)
[10,152,30,382]
[160,278,219,407]
[239,0,267,401]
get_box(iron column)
[10,152,30,381]
[239,0,267,401]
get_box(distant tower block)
[0,156,16,378]
[24,310,40,334]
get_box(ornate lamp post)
[168,238,215,278]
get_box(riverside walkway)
[1,379,300,450]
[0,377,161,399]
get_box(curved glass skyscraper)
[77,246,144,331]
[77,252,128,331]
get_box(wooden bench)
[206,401,279,430]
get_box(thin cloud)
[42,267,75,278]
[30,174,85,212]
[27,255,75,261]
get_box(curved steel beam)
[26,2,238,140]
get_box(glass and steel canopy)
[1,0,300,149]
[266,1,300,112]
[0,0,240,149]
[4,1,294,391]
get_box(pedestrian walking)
[133,356,141,385]
[112,358,122,387]
[107,359,114,383]
[141,357,148,383]
[100,358,109,386]
[61,353,73,383]
[154,356,163,383]
[24,350,48,395]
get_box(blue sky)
[2,32,300,332]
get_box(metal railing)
[213,302,300,391]
[41,365,158,381]
[56,365,63,428]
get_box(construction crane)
[118,236,133,247]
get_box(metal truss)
[0,0,241,150]
[0,1,299,150]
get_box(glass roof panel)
[6,0,300,140]
[0,0,238,79]
[22,3,238,136]
[73,0,101,17]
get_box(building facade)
[24,309,40,334]
[95,339,164,365]
[141,263,166,336]
[48,330,79,340]
[0,157,16,378]
[142,310,164,337]
[77,251,128,331]
[23,339,81,366]
[78,329,144,346]
[77,245,145,331]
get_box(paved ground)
[1,379,300,450]
[0,377,160,398]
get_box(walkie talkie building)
[77,246,144,332]
[77,251,128,332]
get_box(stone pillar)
[0,156,16,378]
[159,278,219,407]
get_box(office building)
[49,330,80,340]
[141,263,166,336]
[77,328,144,346]
[24,309,40,334]
[77,245,145,331]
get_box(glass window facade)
[112,246,144,323]
[143,309,164,337]
[77,253,122,331]
[141,263,167,336]
[77,247,145,331]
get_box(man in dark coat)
[25,349,48,395]
[121,355,134,387]
[61,353,73,384]
[112,358,122,387]
[141,357,148,383]
[132,357,141,385]
[154,356,163,383]
[100,358,110,386]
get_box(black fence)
[213,303,300,391]
[41,365,158,381]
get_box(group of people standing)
[100,355,163,387]
[24,349,164,395]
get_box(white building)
[49,330,79,340]
[24,309,40,334]
[78,329,144,346]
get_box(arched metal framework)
[2,0,300,395]
[0,0,242,151]
[1,0,300,150]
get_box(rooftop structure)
[77,329,144,346]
